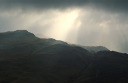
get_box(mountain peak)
[13,30,35,36]
[0,30,37,44]
[15,30,28,32]
[0,30,36,39]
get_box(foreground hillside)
[0,30,128,83]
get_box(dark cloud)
[0,0,88,10]
[0,0,128,12]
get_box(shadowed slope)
[0,30,128,83]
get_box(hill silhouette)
[73,45,109,53]
[0,30,128,83]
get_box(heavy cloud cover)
[0,0,128,53]
[0,0,128,12]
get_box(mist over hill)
[0,30,128,83]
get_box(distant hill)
[81,46,109,53]
[0,30,128,83]
[71,44,109,53]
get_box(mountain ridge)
[0,30,128,83]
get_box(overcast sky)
[0,0,128,53]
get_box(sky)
[0,0,128,53]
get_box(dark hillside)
[0,30,128,83]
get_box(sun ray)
[47,9,81,40]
